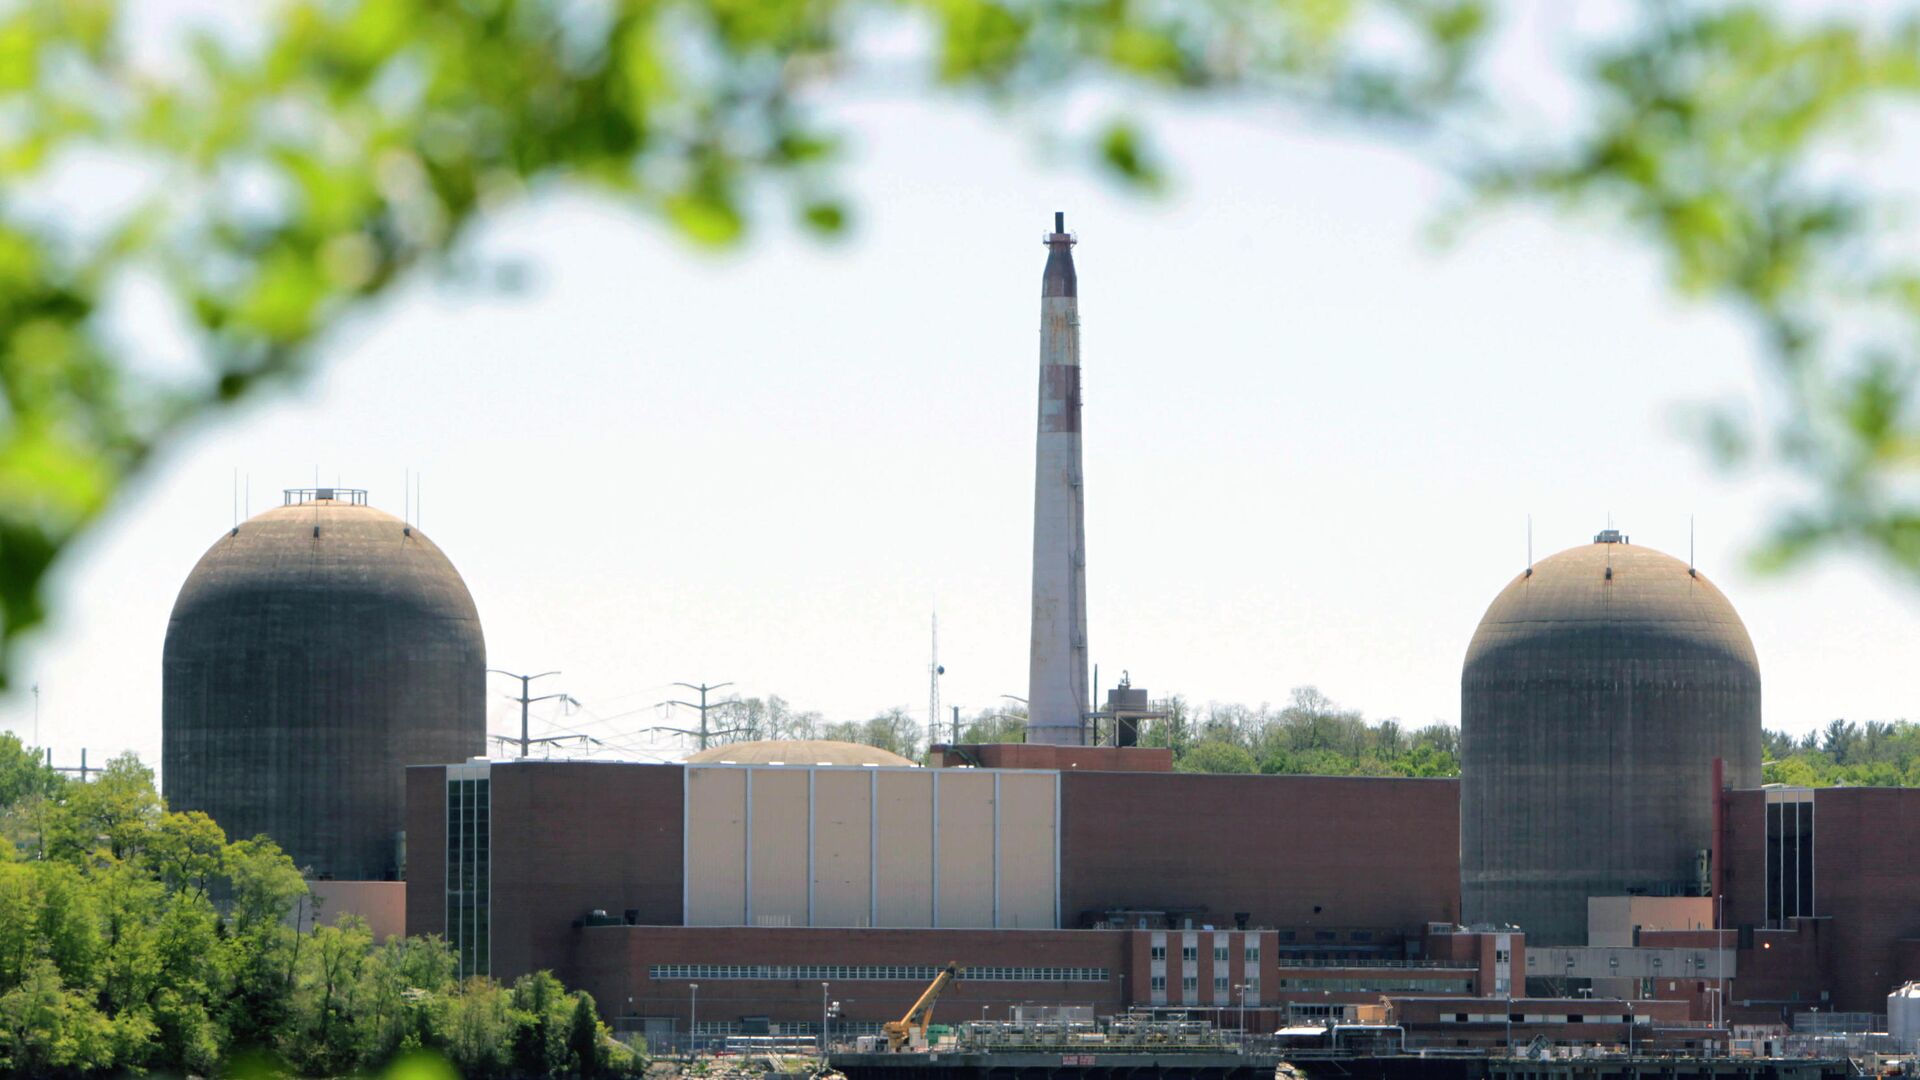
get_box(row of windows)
[446,777,491,979]
[1277,977,1472,993]
[691,1021,886,1036]
[651,964,1109,983]
[1274,930,1372,943]
[1149,975,1261,999]
[1153,944,1260,964]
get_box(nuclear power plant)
[150,217,1920,1056]
[1461,531,1764,945]
[162,488,485,883]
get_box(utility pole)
[49,748,95,782]
[928,611,943,749]
[651,682,743,750]
[487,669,581,758]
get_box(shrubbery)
[0,735,640,1078]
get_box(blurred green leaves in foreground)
[1,0,1919,686]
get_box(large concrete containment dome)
[163,489,485,881]
[1460,531,1761,946]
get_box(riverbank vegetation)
[0,736,639,1078]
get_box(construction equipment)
[883,962,963,1052]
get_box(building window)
[1182,976,1197,993]
[1181,946,1197,962]
[1151,945,1166,961]
[1766,791,1815,927]
[1214,946,1228,963]
[1214,976,1229,994]
[1244,946,1259,964]
[446,774,490,978]
[648,965,1110,983]
[1243,977,1259,1001]
[1150,975,1166,992]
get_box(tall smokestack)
[1027,212,1089,745]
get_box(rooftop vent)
[285,487,369,507]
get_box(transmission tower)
[488,669,584,758]
[649,681,745,750]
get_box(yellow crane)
[882,962,963,1052]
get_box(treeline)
[1141,687,1461,777]
[718,687,1461,778]
[1762,719,1920,787]
[0,736,640,1079]
[716,691,1917,789]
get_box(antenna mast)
[928,610,942,747]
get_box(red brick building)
[401,744,1920,1042]
[1639,784,1920,1022]
[404,750,1473,1039]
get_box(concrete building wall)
[686,767,747,926]
[1588,896,1714,998]
[683,765,1059,931]
[748,768,808,926]
[302,880,406,941]
[873,770,934,926]
[936,772,994,928]
[998,772,1057,929]
[811,770,871,927]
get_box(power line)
[487,668,583,758]
[648,681,745,751]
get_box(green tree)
[44,754,160,864]
[1177,739,1258,775]
[567,993,603,1078]
[821,706,924,761]
[290,916,374,1075]
[958,707,1027,745]
[0,959,115,1076]
[0,736,58,813]
[142,811,227,898]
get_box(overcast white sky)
[5,4,1917,769]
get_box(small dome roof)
[684,739,916,767]
[1464,535,1757,671]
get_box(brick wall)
[1058,773,1460,931]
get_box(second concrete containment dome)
[163,489,485,882]
[1460,531,1760,947]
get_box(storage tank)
[1461,529,1761,945]
[162,488,485,880]
[1891,982,1920,1052]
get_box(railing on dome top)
[283,488,369,506]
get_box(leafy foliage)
[0,733,640,1078]
[1140,686,1462,778]
[0,0,1493,687]
[1762,718,1920,787]
[1471,6,1920,578]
